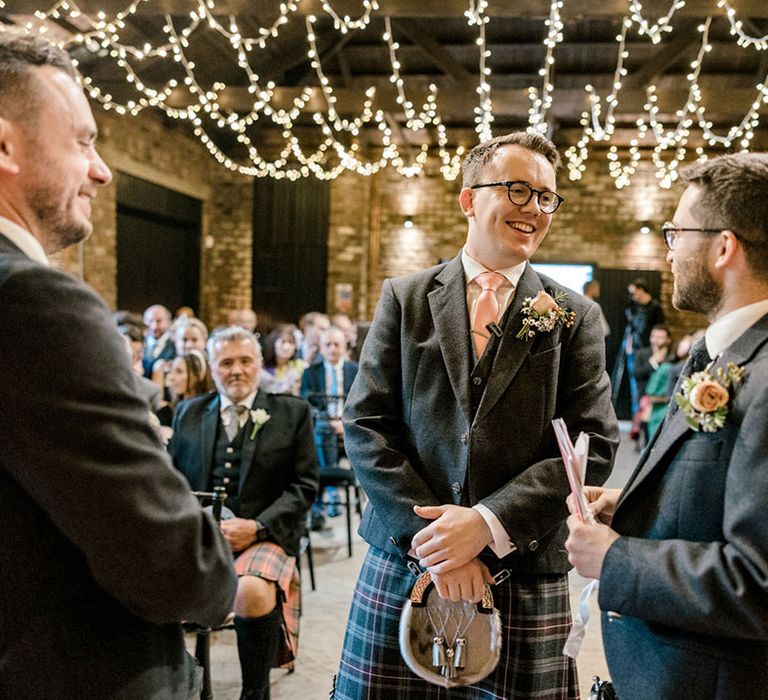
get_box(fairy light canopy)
[3,0,768,188]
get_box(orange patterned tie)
[471,271,506,357]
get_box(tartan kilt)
[235,541,300,668]
[333,546,579,699]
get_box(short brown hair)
[0,31,77,123]
[682,153,768,278]
[461,131,561,188]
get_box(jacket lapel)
[428,256,473,424]
[202,395,220,488]
[239,390,269,490]
[475,263,542,421]
[618,313,768,507]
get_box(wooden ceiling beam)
[7,0,768,19]
[389,18,471,84]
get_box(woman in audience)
[260,323,306,395]
[151,317,208,390]
[155,350,211,430]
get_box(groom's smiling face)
[210,339,261,403]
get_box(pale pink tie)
[472,271,506,357]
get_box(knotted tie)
[328,366,340,417]
[471,271,506,357]
[224,404,248,442]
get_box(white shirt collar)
[706,298,768,358]
[461,247,526,287]
[220,391,258,415]
[0,216,48,266]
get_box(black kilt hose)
[333,547,579,699]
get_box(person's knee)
[233,576,278,617]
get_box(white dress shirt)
[706,298,768,359]
[0,216,48,266]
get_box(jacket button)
[452,482,462,494]
[473,376,482,385]
[528,540,539,551]
[460,433,469,444]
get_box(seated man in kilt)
[170,326,319,700]
[334,131,619,699]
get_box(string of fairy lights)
[4,0,768,187]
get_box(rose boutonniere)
[675,362,745,432]
[249,409,271,440]
[515,290,576,340]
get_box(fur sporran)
[399,571,502,687]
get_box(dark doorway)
[116,173,202,314]
[597,268,663,420]
[252,177,330,326]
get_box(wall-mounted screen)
[530,263,595,295]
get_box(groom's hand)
[411,504,493,572]
[430,557,493,603]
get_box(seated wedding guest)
[0,32,236,698]
[640,337,676,440]
[152,317,209,390]
[331,311,359,361]
[155,351,211,432]
[175,305,195,321]
[119,326,162,412]
[169,327,318,700]
[260,323,306,396]
[631,324,672,446]
[297,311,330,365]
[300,326,358,529]
[228,307,258,334]
[142,303,176,378]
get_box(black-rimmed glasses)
[661,221,725,250]
[470,180,564,214]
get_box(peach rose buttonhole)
[675,362,745,432]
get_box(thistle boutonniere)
[515,289,576,340]
[675,362,745,432]
[249,409,271,440]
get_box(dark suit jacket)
[300,360,358,413]
[600,316,768,698]
[169,391,319,556]
[344,255,619,574]
[0,235,237,699]
[142,335,176,378]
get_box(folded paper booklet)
[552,418,595,524]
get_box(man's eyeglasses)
[661,222,725,250]
[470,180,564,214]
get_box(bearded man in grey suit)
[334,131,619,699]
[566,152,768,698]
[0,32,236,699]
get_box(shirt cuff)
[473,504,517,558]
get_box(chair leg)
[305,531,316,591]
[195,628,213,700]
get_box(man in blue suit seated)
[300,325,358,528]
[170,327,318,700]
[567,152,768,699]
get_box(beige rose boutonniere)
[675,362,745,432]
[249,408,271,440]
[516,290,576,340]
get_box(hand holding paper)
[552,418,595,524]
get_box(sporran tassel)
[443,648,457,679]
[432,636,446,669]
[453,637,466,670]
